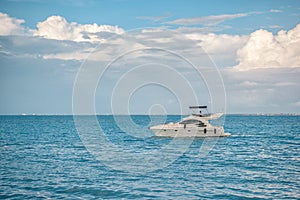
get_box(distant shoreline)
[1,114,300,116]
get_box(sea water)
[0,115,299,199]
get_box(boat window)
[179,119,202,124]
[197,123,206,127]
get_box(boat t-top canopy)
[189,106,207,109]
[189,105,209,116]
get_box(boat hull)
[150,126,230,137]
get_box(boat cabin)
[179,119,206,127]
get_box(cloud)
[0,12,25,35]
[0,35,97,58]
[183,32,248,67]
[185,32,248,53]
[235,23,300,70]
[222,67,300,113]
[5,26,246,67]
[270,9,282,13]
[42,49,93,60]
[268,25,282,29]
[293,101,300,107]
[37,25,247,65]
[1,12,300,114]
[2,11,299,73]
[0,13,125,43]
[165,13,248,26]
[33,15,125,42]
[137,14,171,22]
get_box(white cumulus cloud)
[0,12,25,35]
[235,23,300,70]
[33,15,125,42]
[185,32,248,54]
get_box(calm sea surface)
[0,115,299,199]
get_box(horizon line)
[0,113,299,116]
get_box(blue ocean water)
[0,115,299,199]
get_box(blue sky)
[0,0,300,114]
[1,0,299,33]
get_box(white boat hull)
[150,126,230,137]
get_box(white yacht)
[150,106,230,137]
